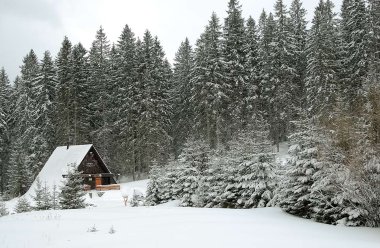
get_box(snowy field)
[1,179,380,248]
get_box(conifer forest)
[0,0,380,226]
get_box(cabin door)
[95,177,102,186]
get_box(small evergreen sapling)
[15,197,31,213]
[59,164,86,209]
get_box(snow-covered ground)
[1,179,380,248]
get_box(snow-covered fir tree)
[288,0,307,109]
[172,38,194,158]
[33,178,52,211]
[222,0,248,131]
[145,163,162,206]
[88,27,112,164]
[59,164,86,209]
[15,197,32,213]
[340,0,369,109]
[70,43,91,145]
[305,0,340,117]
[113,24,138,175]
[7,50,39,197]
[31,51,57,177]
[55,36,73,146]
[278,115,322,218]
[190,13,227,149]
[0,68,11,194]
[244,16,260,115]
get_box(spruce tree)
[71,43,91,145]
[305,0,340,117]
[270,0,297,150]
[244,17,260,115]
[0,68,11,194]
[288,0,307,109]
[31,51,57,177]
[172,38,194,158]
[113,24,137,175]
[190,13,227,149]
[15,197,32,213]
[7,50,39,196]
[222,0,247,130]
[88,27,112,163]
[278,115,322,218]
[340,0,369,109]
[59,165,86,209]
[55,36,73,146]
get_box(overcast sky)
[0,0,342,81]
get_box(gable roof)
[25,144,94,197]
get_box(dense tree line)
[0,0,379,226]
[146,0,380,227]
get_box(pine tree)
[7,50,39,196]
[340,0,369,109]
[288,0,307,109]
[88,27,112,163]
[222,0,247,130]
[305,0,340,117]
[367,0,380,86]
[51,184,59,210]
[257,12,277,146]
[172,38,194,158]
[0,68,11,194]
[55,36,73,146]
[15,197,32,213]
[71,43,91,145]
[190,13,227,149]
[131,31,172,175]
[145,164,162,206]
[270,0,297,150]
[113,24,137,175]
[59,165,86,209]
[278,115,322,218]
[173,139,211,207]
[244,17,260,116]
[33,177,44,210]
[31,51,57,177]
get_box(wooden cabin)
[69,145,117,189]
[26,144,119,197]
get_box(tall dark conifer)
[172,38,194,158]
[55,36,73,146]
[222,0,247,131]
[340,0,369,109]
[190,13,226,149]
[0,68,11,193]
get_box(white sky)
[0,0,342,81]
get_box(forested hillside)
[0,0,379,226]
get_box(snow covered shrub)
[0,200,8,216]
[15,197,32,213]
[130,189,145,207]
[87,225,98,232]
[59,164,86,209]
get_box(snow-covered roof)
[25,144,93,197]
